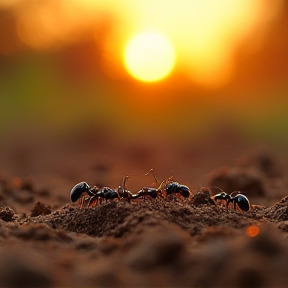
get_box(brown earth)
[0,133,288,288]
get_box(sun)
[123,31,176,83]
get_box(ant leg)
[81,196,85,208]
[84,197,88,207]
[80,196,88,208]
[233,200,237,211]
[79,196,84,208]
[87,196,92,207]
[87,195,96,207]
[226,199,232,210]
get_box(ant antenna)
[167,170,174,181]
[144,169,160,185]
[121,174,137,190]
[157,180,166,191]
[212,186,225,193]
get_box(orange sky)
[0,0,285,88]
[0,0,288,143]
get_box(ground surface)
[0,133,288,288]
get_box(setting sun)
[123,31,175,83]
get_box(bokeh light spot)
[246,225,260,237]
[123,31,175,83]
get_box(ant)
[164,181,191,198]
[88,175,134,206]
[132,187,159,200]
[138,169,191,199]
[131,170,164,200]
[87,186,119,206]
[70,176,134,208]
[213,188,250,212]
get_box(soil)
[0,133,288,288]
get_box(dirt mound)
[264,196,288,221]
[1,149,288,287]
[0,174,52,214]
[27,189,259,238]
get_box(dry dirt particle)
[0,206,15,222]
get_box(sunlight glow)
[10,0,285,87]
[127,0,284,87]
[123,31,175,82]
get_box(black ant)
[213,188,250,212]
[70,171,191,207]
[70,176,134,208]
[164,181,191,198]
[131,170,164,200]
[141,169,191,199]
[132,187,159,200]
[87,186,119,206]
[88,175,134,206]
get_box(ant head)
[213,191,229,200]
[165,182,179,194]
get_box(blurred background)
[0,0,287,195]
